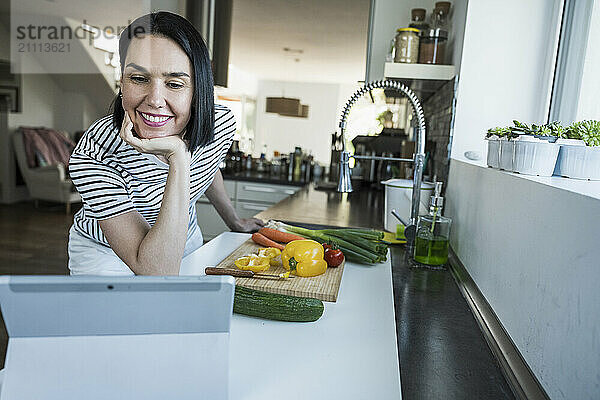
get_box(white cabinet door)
[236,182,300,204]
[195,180,236,241]
[235,201,270,219]
[196,179,301,240]
[195,200,230,241]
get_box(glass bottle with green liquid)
[413,182,452,266]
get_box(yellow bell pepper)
[257,247,282,266]
[281,240,327,277]
[234,255,271,273]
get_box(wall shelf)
[384,62,456,81]
[383,63,457,101]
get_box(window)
[549,0,599,123]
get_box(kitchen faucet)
[337,80,426,243]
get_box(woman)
[68,12,263,276]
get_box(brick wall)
[422,79,456,184]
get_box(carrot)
[259,227,305,243]
[252,232,285,250]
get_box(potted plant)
[510,120,560,176]
[485,121,562,175]
[554,120,600,180]
[485,126,509,169]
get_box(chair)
[12,130,81,214]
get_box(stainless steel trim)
[448,249,550,400]
[353,155,413,162]
[364,0,376,83]
[242,185,277,193]
[241,204,269,211]
[208,0,215,56]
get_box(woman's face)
[121,35,193,139]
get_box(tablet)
[0,275,235,400]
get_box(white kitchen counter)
[180,232,402,400]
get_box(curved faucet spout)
[336,80,427,242]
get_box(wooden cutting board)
[214,239,345,302]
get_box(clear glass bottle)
[293,147,302,181]
[409,8,429,32]
[413,182,452,266]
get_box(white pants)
[67,225,204,276]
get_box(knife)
[205,267,294,279]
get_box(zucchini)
[233,286,324,322]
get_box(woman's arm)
[204,169,264,232]
[98,114,191,275]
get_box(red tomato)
[324,248,344,267]
[322,243,332,251]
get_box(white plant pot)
[513,139,560,177]
[381,179,434,232]
[554,141,600,180]
[499,140,514,171]
[486,139,500,168]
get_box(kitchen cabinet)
[195,180,236,241]
[235,181,300,222]
[234,201,270,220]
[236,182,299,204]
[196,179,302,240]
[195,199,230,241]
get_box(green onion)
[321,230,386,253]
[266,221,389,265]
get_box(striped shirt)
[69,104,235,247]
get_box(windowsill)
[452,157,600,201]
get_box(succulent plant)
[568,120,600,146]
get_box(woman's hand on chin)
[120,111,189,163]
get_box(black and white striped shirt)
[69,104,235,247]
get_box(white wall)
[446,161,600,400]
[0,21,65,202]
[0,23,63,130]
[224,64,258,98]
[0,20,109,203]
[254,80,341,165]
[451,0,562,164]
[59,91,102,134]
[446,1,600,398]
[575,0,600,121]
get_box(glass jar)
[418,28,448,64]
[432,2,451,30]
[413,214,452,266]
[394,28,420,64]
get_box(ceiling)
[229,0,370,84]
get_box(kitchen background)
[0,0,468,207]
[0,0,599,399]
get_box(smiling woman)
[67,12,263,276]
[121,37,194,141]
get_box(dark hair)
[110,11,214,153]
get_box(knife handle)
[205,267,254,278]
